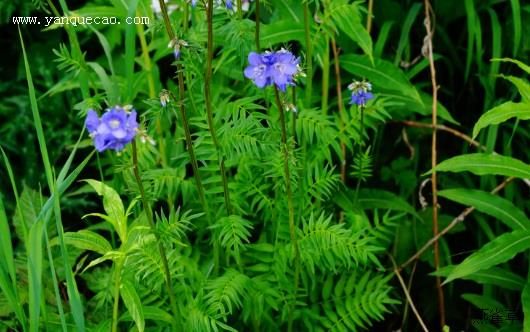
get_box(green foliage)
[3,0,530,330]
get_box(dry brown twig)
[422,0,445,327]
[389,256,430,332]
[397,176,516,272]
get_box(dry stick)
[401,261,418,329]
[274,86,301,332]
[389,256,430,332]
[398,176,515,272]
[422,0,445,327]
[396,121,487,152]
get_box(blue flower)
[348,81,374,106]
[244,52,273,88]
[244,49,301,91]
[225,0,233,9]
[85,106,138,152]
[350,90,374,106]
[269,49,300,92]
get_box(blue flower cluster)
[244,49,301,91]
[348,81,374,106]
[85,106,138,152]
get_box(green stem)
[206,0,233,216]
[237,0,243,19]
[111,260,123,332]
[136,17,167,168]
[303,1,313,107]
[353,105,365,203]
[255,0,260,50]
[274,86,300,332]
[131,140,178,326]
[184,2,189,33]
[158,0,219,273]
[321,36,330,115]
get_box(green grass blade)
[0,195,27,330]
[373,21,393,58]
[27,219,44,332]
[125,0,140,102]
[464,0,476,81]
[89,26,115,76]
[18,27,85,332]
[393,3,421,66]
[510,0,521,56]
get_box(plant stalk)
[255,0,260,50]
[423,0,445,327]
[136,15,167,168]
[131,140,178,325]
[321,36,330,115]
[157,0,219,272]
[274,86,300,332]
[303,1,313,107]
[331,39,346,184]
[353,105,365,203]
[111,259,123,332]
[206,0,233,216]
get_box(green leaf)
[492,58,530,75]
[438,188,530,230]
[0,195,16,282]
[443,230,530,284]
[83,251,124,272]
[432,266,525,291]
[430,153,530,179]
[329,2,373,61]
[472,102,530,139]
[121,306,173,324]
[55,230,113,255]
[260,20,304,46]
[336,188,421,221]
[341,54,421,101]
[500,75,530,102]
[84,180,127,242]
[120,280,145,332]
[87,62,119,105]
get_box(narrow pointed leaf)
[472,102,530,139]
[429,153,530,179]
[84,180,127,241]
[120,280,145,332]
[438,188,530,230]
[52,230,113,255]
[432,266,525,291]
[443,230,530,284]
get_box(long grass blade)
[18,27,85,332]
